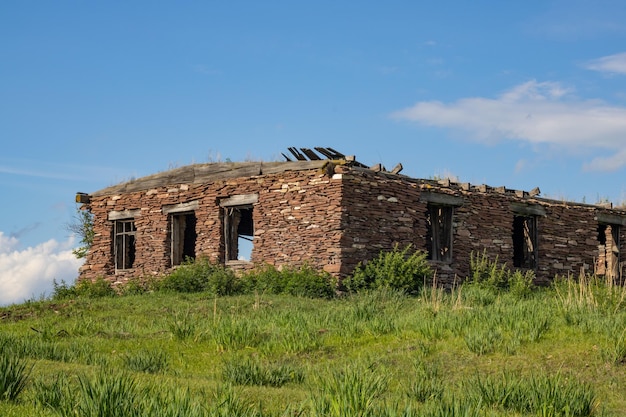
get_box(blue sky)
[2,1,626,305]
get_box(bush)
[157,258,239,295]
[344,245,432,295]
[53,277,115,299]
[468,251,535,298]
[241,264,336,298]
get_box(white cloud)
[585,52,626,75]
[391,80,626,170]
[0,232,83,306]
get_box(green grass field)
[1,276,626,416]
[1,252,626,416]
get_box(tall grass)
[222,356,305,387]
[310,364,389,417]
[0,349,31,402]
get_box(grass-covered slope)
[1,254,626,416]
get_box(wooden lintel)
[108,209,141,221]
[511,202,546,217]
[162,200,200,214]
[596,212,626,226]
[220,193,259,207]
[421,192,464,206]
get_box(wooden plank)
[288,147,307,161]
[391,163,403,174]
[301,148,322,160]
[314,147,336,159]
[325,147,345,158]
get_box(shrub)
[344,245,432,295]
[52,279,78,299]
[76,277,117,298]
[468,251,535,298]
[158,258,239,295]
[241,264,336,298]
[469,250,508,289]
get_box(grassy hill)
[1,257,626,416]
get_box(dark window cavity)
[170,212,196,266]
[114,219,136,270]
[426,204,453,262]
[513,215,537,269]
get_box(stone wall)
[80,168,344,285]
[336,167,626,286]
[81,162,626,287]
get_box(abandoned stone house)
[76,147,626,287]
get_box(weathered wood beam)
[288,147,307,161]
[301,148,322,160]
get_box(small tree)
[66,205,94,259]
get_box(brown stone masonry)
[78,158,626,287]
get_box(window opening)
[224,206,253,261]
[513,215,537,269]
[426,204,453,262]
[114,219,136,270]
[597,224,620,279]
[170,212,196,266]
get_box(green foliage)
[468,251,536,298]
[52,279,78,299]
[0,348,31,402]
[344,245,432,294]
[241,264,336,298]
[76,277,117,298]
[67,205,95,259]
[157,258,239,295]
[53,277,115,300]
